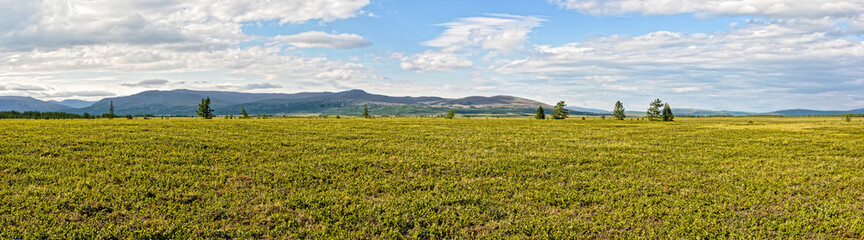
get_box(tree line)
[532,99,675,121]
[6,96,856,121]
[195,96,676,120]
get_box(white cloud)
[549,0,864,19]
[216,83,282,90]
[673,87,701,93]
[120,79,172,88]
[43,91,117,98]
[0,83,49,91]
[494,20,864,110]
[0,45,380,98]
[0,0,371,50]
[423,14,546,52]
[272,31,372,49]
[399,50,475,72]
[0,0,377,99]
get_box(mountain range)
[1,89,559,116]
[1,89,862,116]
[47,99,97,108]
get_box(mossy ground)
[1,117,862,238]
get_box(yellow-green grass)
[1,117,862,238]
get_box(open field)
[1,117,863,238]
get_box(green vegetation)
[196,97,214,119]
[663,103,675,122]
[551,101,568,120]
[845,113,852,122]
[362,104,371,118]
[613,101,625,120]
[107,101,115,119]
[535,106,545,120]
[647,99,663,121]
[240,107,250,119]
[1,117,863,238]
[445,109,456,119]
[0,111,90,119]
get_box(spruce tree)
[646,99,663,121]
[197,97,214,119]
[613,101,626,120]
[551,101,569,120]
[108,101,115,119]
[535,106,545,119]
[240,107,249,119]
[662,103,674,121]
[362,104,370,118]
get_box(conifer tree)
[108,101,115,119]
[647,99,663,121]
[197,97,214,119]
[662,103,674,121]
[535,106,545,119]
[551,101,569,120]
[613,101,626,120]
[362,104,370,118]
[240,107,249,119]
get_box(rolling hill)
[4,90,864,117]
[0,96,71,112]
[68,89,556,116]
[767,109,864,116]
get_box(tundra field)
[1,117,863,239]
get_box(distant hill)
[768,109,864,116]
[566,106,610,114]
[73,89,300,115]
[672,108,754,116]
[68,89,554,116]
[5,90,864,117]
[48,99,96,108]
[0,96,70,112]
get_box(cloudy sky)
[1,0,863,111]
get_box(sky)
[1,0,864,112]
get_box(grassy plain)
[1,117,863,239]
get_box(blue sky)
[1,0,863,112]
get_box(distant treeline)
[0,111,190,119]
[0,111,88,119]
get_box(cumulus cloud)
[0,0,371,50]
[549,0,864,19]
[0,45,378,88]
[120,79,171,87]
[494,20,864,110]
[0,0,377,99]
[423,14,546,52]
[399,50,475,72]
[272,31,372,49]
